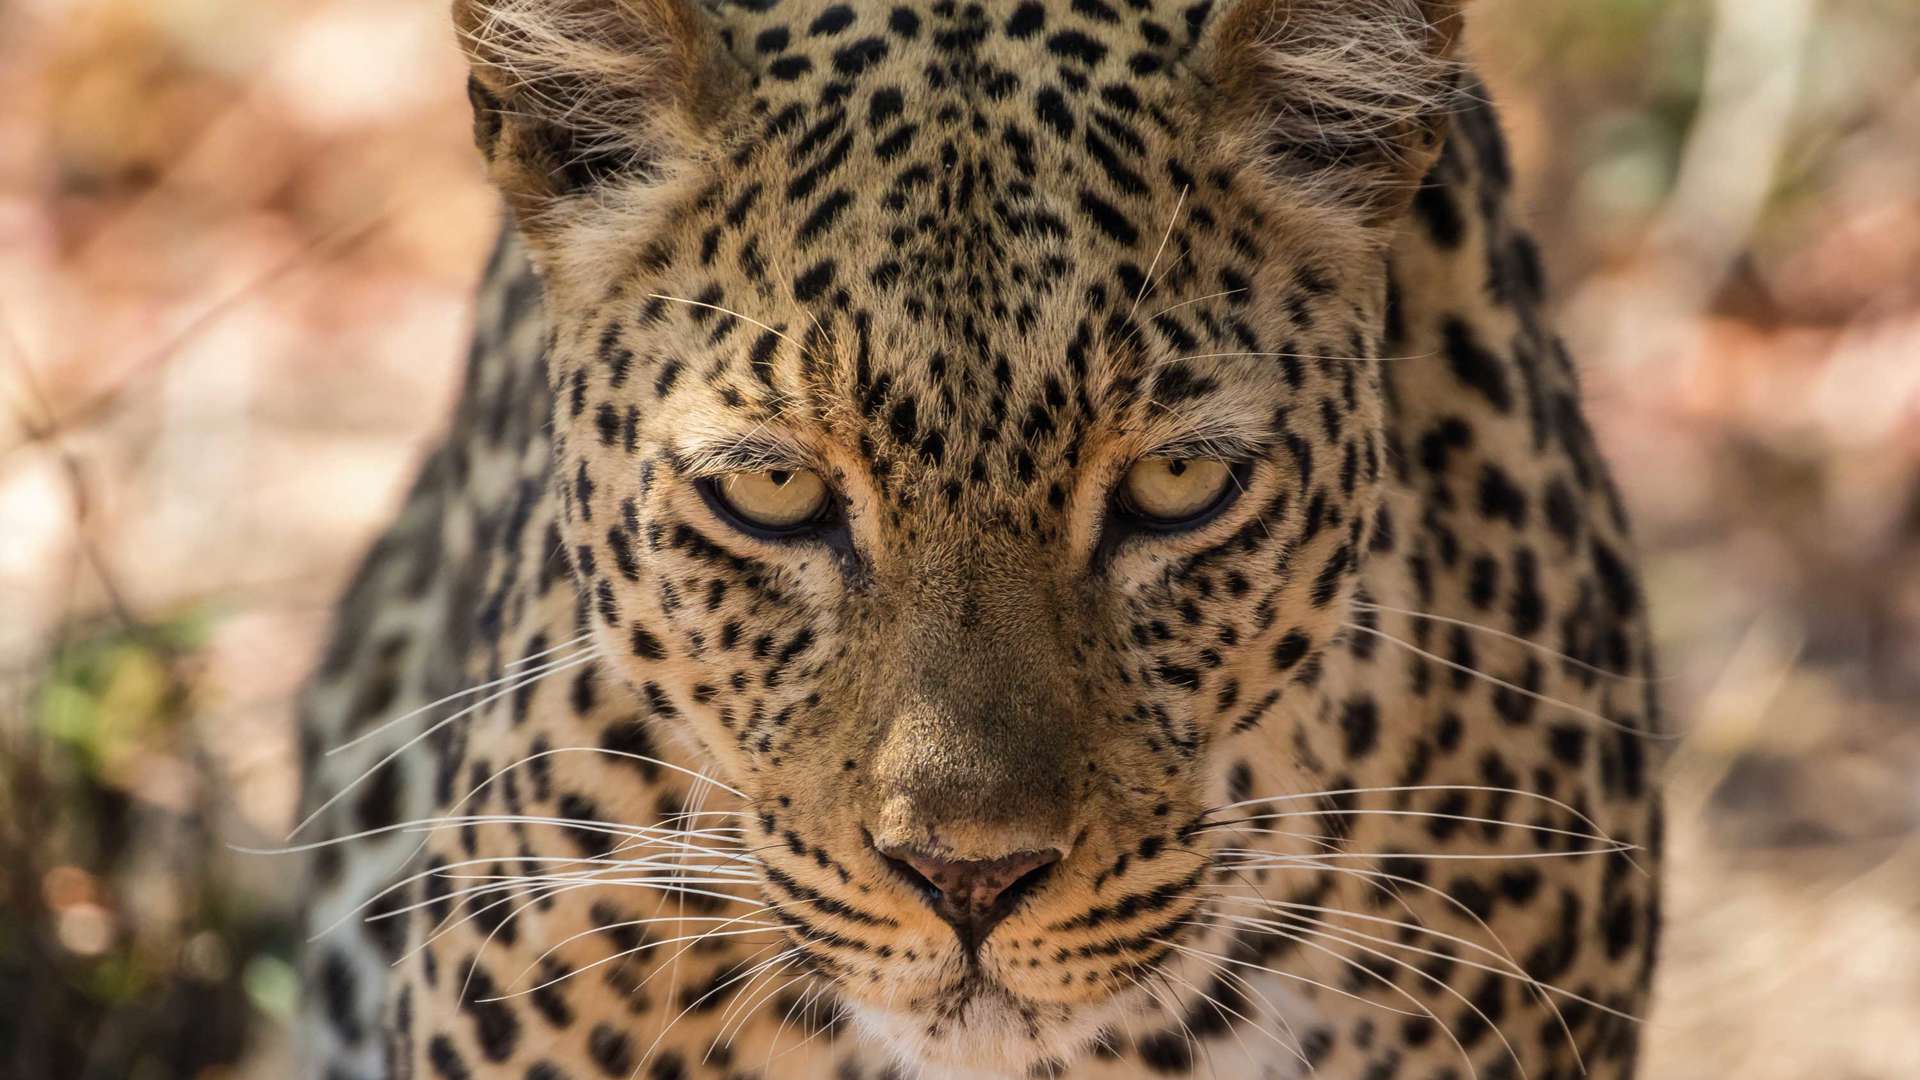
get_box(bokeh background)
[1,0,1916,1077]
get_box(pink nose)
[874,843,1062,950]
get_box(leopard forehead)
[532,0,1402,525]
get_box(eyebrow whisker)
[649,293,813,358]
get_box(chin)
[848,985,1140,1079]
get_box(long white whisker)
[290,652,600,840]
[326,646,599,758]
[1342,622,1672,739]
[1202,782,1646,877]
[479,927,782,1004]
[1352,601,1654,684]
[505,631,596,670]
[1200,808,1618,846]
[1211,844,1636,864]
[1128,184,1190,324]
[649,293,810,357]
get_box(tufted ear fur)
[453,0,742,231]
[1203,0,1464,224]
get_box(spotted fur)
[298,2,1663,1078]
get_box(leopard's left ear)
[1199,0,1465,223]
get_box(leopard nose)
[874,842,1062,950]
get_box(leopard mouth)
[846,968,1143,1078]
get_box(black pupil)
[1166,460,1188,477]
[769,470,791,487]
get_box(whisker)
[759,980,849,1073]
[1127,968,1210,1076]
[1210,843,1637,864]
[636,945,804,1075]
[1171,935,1479,1080]
[1127,184,1191,325]
[1251,916,1525,1079]
[1140,288,1248,325]
[1160,930,1309,1068]
[289,651,600,840]
[1209,904,1620,1066]
[479,926,783,1005]
[1163,940,1425,1021]
[758,962,837,1066]
[509,901,779,997]
[1352,601,1657,684]
[717,950,808,1052]
[1200,783,1649,877]
[1341,622,1673,740]
[1153,348,1436,369]
[325,645,599,758]
[504,631,597,670]
[1198,808,1620,846]
[649,293,811,358]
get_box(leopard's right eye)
[706,469,832,534]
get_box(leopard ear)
[1201,0,1465,223]
[453,0,742,229]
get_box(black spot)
[1477,464,1529,528]
[1137,1030,1194,1073]
[1078,190,1137,246]
[1442,319,1513,413]
[630,623,666,660]
[1272,630,1309,671]
[1034,87,1074,139]
[1412,179,1465,248]
[458,959,522,1062]
[888,397,918,445]
[1591,540,1641,616]
[832,37,889,77]
[1046,30,1107,66]
[793,260,837,302]
[1006,2,1045,38]
[1341,697,1380,758]
[768,54,813,80]
[798,189,854,242]
[868,87,905,129]
[809,5,855,35]
[319,949,363,1045]
[354,757,405,834]
[588,1023,634,1076]
[429,1035,472,1080]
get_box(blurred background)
[0,0,1915,1076]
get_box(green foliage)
[1,612,296,1079]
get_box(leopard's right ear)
[1199,0,1465,225]
[454,0,743,229]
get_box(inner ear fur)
[1204,0,1466,223]
[453,0,742,223]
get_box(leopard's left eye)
[1117,457,1238,528]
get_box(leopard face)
[458,0,1458,1071]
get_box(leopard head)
[456,0,1460,1071]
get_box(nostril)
[879,851,941,900]
[998,857,1056,909]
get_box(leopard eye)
[1117,458,1236,528]
[711,469,830,532]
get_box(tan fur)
[1205,0,1464,221]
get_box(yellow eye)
[1119,458,1236,525]
[712,469,830,531]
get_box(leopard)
[293,1,1665,1078]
